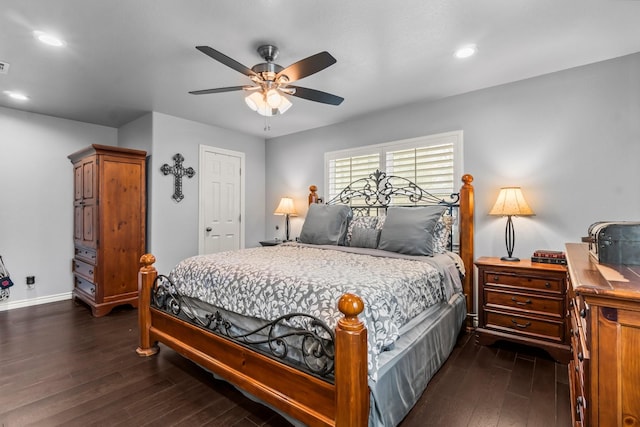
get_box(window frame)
[324,130,464,202]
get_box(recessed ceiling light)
[4,90,29,101]
[454,45,477,59]
[33,30,66,47]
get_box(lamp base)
[500,256,520,262]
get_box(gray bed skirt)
[369,292,466,426]
[196,292,466,426]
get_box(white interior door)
[199,145,244,254]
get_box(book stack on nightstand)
[531,249,567,265]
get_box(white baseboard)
[0,292,72,311]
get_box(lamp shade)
[489,187,534,216]
[274,197,297,216]
[245,91,292,117]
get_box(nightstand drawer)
[484,288,564,318]
[484,309,565,342]
[483,271,562,293]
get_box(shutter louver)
[328,153,380,203]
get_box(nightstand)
[475,257,571,363]
[259,239,283,246]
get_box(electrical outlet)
[26,276,35,288]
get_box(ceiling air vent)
[0,61,9,74]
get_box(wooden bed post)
[335,294,368,427]
[458,174,475,331]
[136,253,159,356]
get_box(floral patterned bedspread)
[169,243,462,379]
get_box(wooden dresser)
[68,145,146,317]
[475,257,571,363]
[566,243,640,427]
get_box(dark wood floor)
[0,301,571,426]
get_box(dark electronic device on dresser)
[582,221,640,265]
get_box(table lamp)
[489,187,534,261]
[274,197,298,241]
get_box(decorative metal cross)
[161,153,195,203]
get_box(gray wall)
[265,52,640,261]
[0,106,117,307]
[127,112,266,274]
[0,108,266,309]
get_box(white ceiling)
[2,1,640,139]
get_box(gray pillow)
[377,206,447,255]
[350,227,380,249]
[299,204,353,245]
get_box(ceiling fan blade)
[189,86,247,95]
[277,51,336,82]
[196,46,257,77]
[288,85,344,105]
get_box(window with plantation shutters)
[324,131,462,204]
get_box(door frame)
[198,144,246,254]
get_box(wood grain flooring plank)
[0,301,572,427]
[527,357,556,427]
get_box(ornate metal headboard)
[322,169,460,214]
[311,170,461,251]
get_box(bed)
[136,170,475,426]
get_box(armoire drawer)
[73,258,95,282]
[74,246,97,263]
[74,275,96,301]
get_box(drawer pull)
[511,297,532,306]
[580,308,587,318]
[493,275,499,281]
[544,282,551,288]
[90,287,95,294]
[511,319,531,328]
[578,352,584,362]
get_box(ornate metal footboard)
[150,274,336,381]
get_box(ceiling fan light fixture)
[277,96,292,114]
[244,91,262,111]
[265,89,282,108]
[245,89,291,116]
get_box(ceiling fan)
[189,45,344,117]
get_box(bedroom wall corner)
[0,106,118,310]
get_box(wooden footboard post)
[136,253,159,356]
[459,174,475,331]
[335,294,368,427]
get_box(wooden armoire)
[68,144,146,316]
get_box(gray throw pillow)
[350,227,380,249]
[377,206,447,255]
[299,204,353,245]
